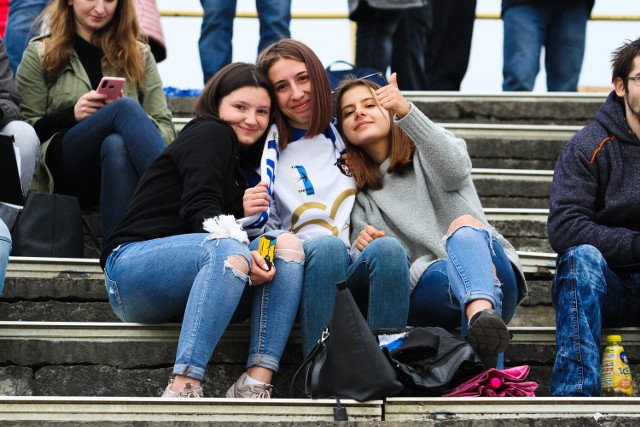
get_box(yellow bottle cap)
[606,335,622,343]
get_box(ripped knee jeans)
[104,233,252,381]
[409,225,519,339]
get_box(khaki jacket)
[16,35,176,192]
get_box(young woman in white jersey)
[243,39,410,356]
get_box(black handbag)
[292,281,404,402]
[11,192,85,258]
[376,326,485,396]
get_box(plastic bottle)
[601,335,633,396]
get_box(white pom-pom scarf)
[203,215,249,245]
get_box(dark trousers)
[424,0,477,90]
[353,2,430,90]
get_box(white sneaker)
[161,378,203,398]
[225,373,272,398]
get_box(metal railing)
[159,10,640,22]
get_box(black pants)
[423,0,477,90]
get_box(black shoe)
[467,309,510,369]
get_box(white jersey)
[271,125,356,247]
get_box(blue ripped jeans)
[104,232,303,380]
[551,245,640,396]
[408,225,519,366]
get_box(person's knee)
[303,235,345,258]
[100,134,126,159]
[110,96,140,113]
[225,254,251,276]
[203,237,251,279]
[274,232,304,263]
[3,120,39,149]
[0,219,11,244]
[447,214,484,235]
[554,244,607,299]
[367,236,406,258]
[561,244,607,272]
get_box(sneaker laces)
[162,379,204,398]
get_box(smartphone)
[96,76,126,101]
[258,235,276,270]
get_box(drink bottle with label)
[601,335,633,397]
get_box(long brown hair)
[39,0,146,87]
[334,78,415,190]
[194,62,277,168]
[257,39,333,149]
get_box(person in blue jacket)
[548,37,640,396]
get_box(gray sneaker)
[225,373,272,398]
[161,379,204,398]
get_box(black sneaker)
[467,309,510,369]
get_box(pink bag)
[442,365,538,397]
[135,0,166,62]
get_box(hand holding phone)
[258,235,276,271]
[96,76,126,101]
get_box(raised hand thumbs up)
[376,73,411,118]
[389,72,399,89]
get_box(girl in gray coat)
[334,74,527,369]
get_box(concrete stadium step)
[384,397,640,424]
[0,261,555,326]
[172,116,577,171]
[3,322,640,398]
[167,92,606,126]
[0,396,382,424]
[473,169,552,208]
[2,397,640,426]
[450,124,578,171]
[405,92,605,126]
[485,209,552,253]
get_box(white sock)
[244,374,267,386]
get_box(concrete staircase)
[4,91,640,425]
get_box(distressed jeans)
[104,232,303,380]
[408,226,520,367]
[551,245,640,396]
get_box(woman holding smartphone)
[102,62,304,398]
[333,74,527,369]
[16,0,175,242]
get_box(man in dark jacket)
[548,37,640,396]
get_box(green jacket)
[16,35,176,193]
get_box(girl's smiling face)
[267,58,313,129]
[340,85,390,151]
[218,86,271,148]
